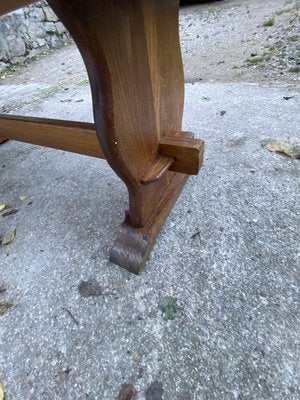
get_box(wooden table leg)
[47,0,203,273]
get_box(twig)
[62,307,79,326]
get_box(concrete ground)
[0,1,300,400]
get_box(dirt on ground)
[0,0,299,90]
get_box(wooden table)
[0,0,204,274]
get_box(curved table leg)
[48,0,202,273]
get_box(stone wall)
[0,1,70,73]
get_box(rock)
[0,62,8,73]
[117,384,137,400]
[49,36,63,48]
[55,22,66,35]
[0,3,70,68]
[28,22,46,39]
[36,38,46,47]
[43,6,59,22]
[132,352,140,362]
[30,8,45,21]
[0,38,8,60]
[44,22,56,33]
[11,56,26,64]
[28,48,42,58]
[8,37,26,57]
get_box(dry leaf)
[19,195,28,201]
[0,381,4,400]
[1,228,16,245]
[265,140,300,159]
[0,301,13,316]
[2,209,18,218]
[0,204,6,212]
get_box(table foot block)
[109,172,188,274]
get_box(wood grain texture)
[159,136,204,175]
[0,0,36,16]
[0,114,104,158]
[141,156,174,185]
[0,115,203,175]
[1,0,205,272]
[48,0,186,228]
[110,171,189,274]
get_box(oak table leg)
[44,0,203,274]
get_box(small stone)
[117,384,137,400]
[132,352,140,363]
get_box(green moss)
[263,17,275,27]
[287,35,299,42]
[160,296,179,320]
[77,79,89,86]
[246,56,265,64]
[207,7,218,13]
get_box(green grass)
[77,78,89,86]
[246,55,265,64]
[263,17,275,27]
[287,35,299,42]
[207,7,218,13]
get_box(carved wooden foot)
[110,172,188,274]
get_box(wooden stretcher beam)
[0,114,204,179]
[0,0,36,16]
[0,114,105,158]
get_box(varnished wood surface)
[110,171,189,274]
[0,0,36,16]
[141,156,174,185]
[159,135,204,175]
[0,115,203,176]
[48,0,185,228]
[1,0,205,272]
[0,114,104,158]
